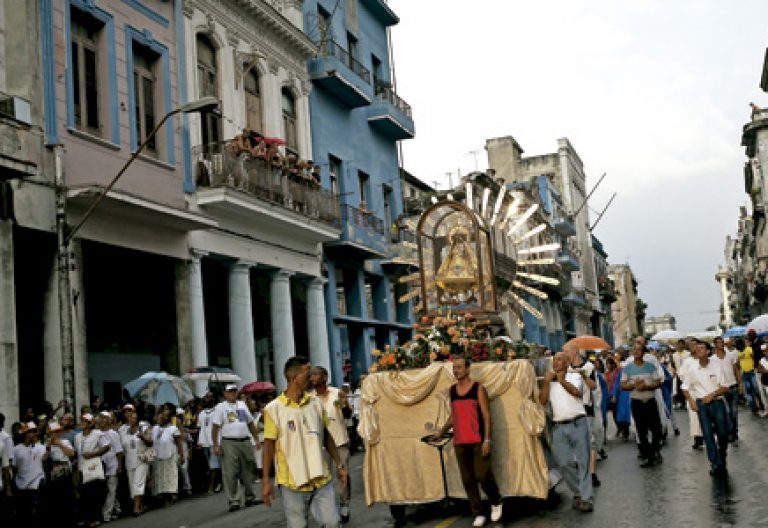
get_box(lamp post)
[55,96,219,410]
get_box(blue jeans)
[552,416,593,501]
[742,371,763,412]
[723,385,739,440]
[280,482,339,528]
[697,398,729,472]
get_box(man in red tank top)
[434,358,502,527]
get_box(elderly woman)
[152,408,184,505]
[75,413,110,527]
[44,421,76,525]
[120,407,153,516]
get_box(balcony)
[366,84,415,140]
[552,215,576,237]
[360,0,399,25]
[324,204,388,260]
[381,238,418,276]
[598,278,618,304]
[557,249,580,272]
[309,40,373,108]
[193,144,341,242]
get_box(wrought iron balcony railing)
[375,83,412,118]
[320,39,371,84]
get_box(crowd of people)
[0,372,364,528]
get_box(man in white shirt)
[197,393,222,493]
[681,341,730,479]
[565,344,601,489]
[711,336,741,444]
[12,422,47,522]
[539,351,594,513]
[679,341,704,450]
[671,339,690,409]
[311,366,352,523]
[212,384,261,512]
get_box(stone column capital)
[271,269,294,282]
[190,249,208,261]
[230,260,258,272]
[307,277,327,289]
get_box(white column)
[297,91,312,160]
[189,251,209,395]
[228,261,257,386]
[271,269,295,391]
[0,221,19,422]
[306,277,330,373]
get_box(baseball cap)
[81,413,94,422]
[225,383,238,391]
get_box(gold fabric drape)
[359,360,548,506]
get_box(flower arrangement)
[370,312,537,373]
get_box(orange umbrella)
[565,336,611,350]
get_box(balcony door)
[244,69,263,134]
[196,34,220,152]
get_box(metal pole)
[590,192,617,231]
[573,172,606,217]
[54,144,76,411]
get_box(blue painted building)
[303,0,416,384]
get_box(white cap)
[225,383,238,391]
[81,413,94,422]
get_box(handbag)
[139,446,157,463]
[78,433,105,484]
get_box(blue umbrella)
[124,371,194,406]
[647,341,665,350]
[723,326,747,338]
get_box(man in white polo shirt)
[539,351,594,513]
[212,384,261,512]
[682,341,730,479]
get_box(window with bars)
[70,8,102,134]
[132,43,157,155]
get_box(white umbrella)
[651,329,685,343]
[747,314,768,334]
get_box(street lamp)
[55,96,220,410]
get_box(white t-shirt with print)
[13,443,46,490]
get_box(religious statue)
[435,225,479,304]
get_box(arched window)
[281,87,297,154]
[244,69,262,134]
[196,34,220,150]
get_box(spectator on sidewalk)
[262,356,348,528]
[13,422,47,523]
[98,412,123,521]
[152,408,183,505]
[197,393,222,494]
[119,406,152,516]
[211,384,260,512]
[75,413,110,527]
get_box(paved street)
[110,408,768,527]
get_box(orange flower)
[452,335,460,344]
[495,347,502,355]
[369,364,379,373]
[414,334,425,341]
[433,316,443,326]
[413,323,421,329]
[386,353,396,365]
[429,351,437,361]
[421,316,430,324]
[372,348,382,357]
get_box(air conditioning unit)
[0,94,31,125]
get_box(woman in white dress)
[46,421,76,524]
[120,408,153,515]
[151,408,184,504]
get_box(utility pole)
[54,144,76,412]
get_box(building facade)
[643,313,677,337]
[609,263,640,348]
[303,0,416,385]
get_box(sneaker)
[579,500,594,513]
[214,483,223,493]
[245,498,259,507]
[591,473,601,487]
[472,515,487,527]
[640,457,655,468]
[228,504,240,513]
[598,449,608,460]
[572,496,582,510]
[674,428,680,436]
[759,410,768,418]
[340,506,350,524]
[490,503,503,522]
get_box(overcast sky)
[387,0,766,332]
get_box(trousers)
[221,438,256,505]
[453,443,502,515]
[552,416,593,501]
[630,399,662,458]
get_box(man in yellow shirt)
[738,335,765,416]
[262,357,348,527]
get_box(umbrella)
[124,371,194,406]
[647,340,666,351]
[183,366,241,383]
[241,381,277,394]
[723,326,747,338]
[747,314,768,335]
[565,335,611,350]
[651,329,685,343]
[263,136,286,146]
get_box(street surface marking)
[435,515,460,528]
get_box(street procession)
[2,1,768,527]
